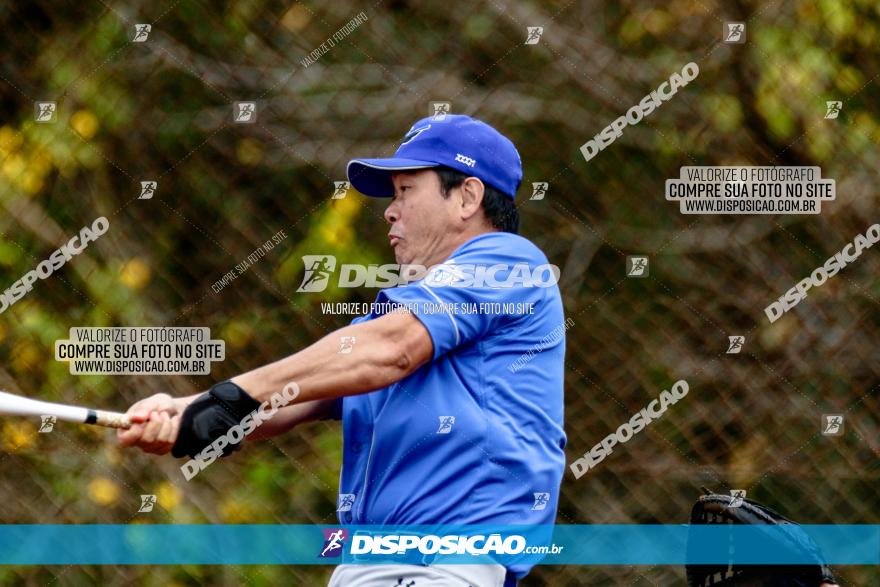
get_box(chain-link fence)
[1,0,878,585]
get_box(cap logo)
[400,124,431,146]
[454,153,476,168]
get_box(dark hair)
[434,166,520,234]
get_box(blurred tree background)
[1,0,879,585]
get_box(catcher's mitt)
[685,491,836,587]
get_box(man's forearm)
[231,311,433,404]
[246,399,337,441]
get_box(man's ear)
[458,177,485,221]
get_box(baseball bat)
[0,390,131,429]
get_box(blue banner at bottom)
[0,525,876,565]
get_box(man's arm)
[118,310,433,454]
[232,309,433,403]
[246,398,336,440]
[117,394,336,450]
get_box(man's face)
[384,170,460,266]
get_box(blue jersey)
[334,231,566,582]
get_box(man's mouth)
[389,234,402,247]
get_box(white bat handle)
[90,409,131,429]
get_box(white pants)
[327,564,507,587]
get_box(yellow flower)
[88,477,121,506]
[11,341,41,373]
[21,171,44,196]
[219,497,256,523]
[281,5,312,32]
[32,148,53,169]
[155,481,183,512]
[119,258,151,290]
[642,9,672,35]
[335,194,361,216]
[221,320,254,350]
[320,223,339,245]
[834,67,862,94]
[2,153,25,178]
[236,138,264,166]
[334,225,354,247]
[1,421,36,452]
[70,110,99,139]
[0,126,22,155]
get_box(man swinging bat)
[118,114,568,587]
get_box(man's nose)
[384,202,399,224]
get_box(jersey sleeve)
[375,235,552,360]
[328,397,344,421]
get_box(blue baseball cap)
[347,114,523,199]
